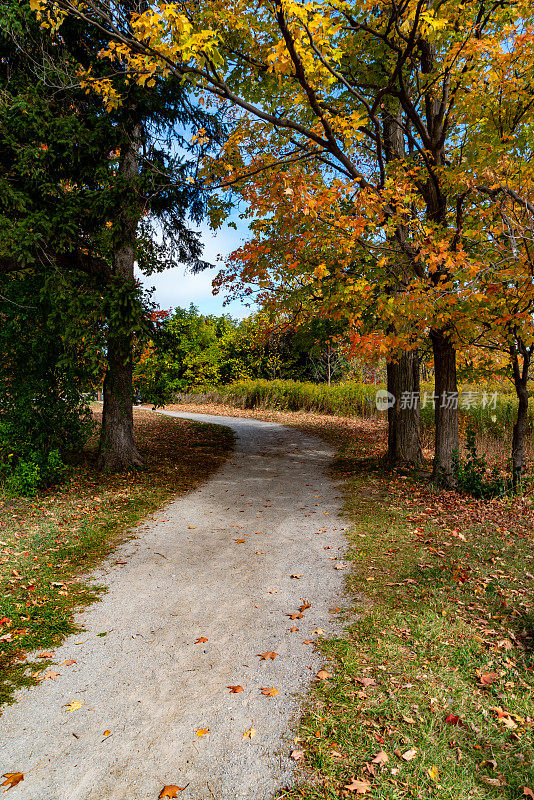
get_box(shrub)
[452,424,511,499]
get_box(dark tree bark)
[511,340,531,491]
[97,122,143,471]
[387,349,422,468]
[382,108,422,467]
[431,329,459,484]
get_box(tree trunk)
[387,349,423,468]
[511,344,530,491]
[97,122,143,471]
[431,329,459,484]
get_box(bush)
[3,449,68,497]
[452,424,511,498]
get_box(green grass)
[0,409,234,707]
[275,419,534,800]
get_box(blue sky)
[137,220,253,319]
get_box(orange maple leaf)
[1,773,24,791]
[260,687,279,696]
[158,785,189,798]
[227,685,244,693]
[195,728,210,737]
[195,637,208,644]
[257,651,278,660]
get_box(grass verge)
[0,409,233,709]
[166,401,534,799]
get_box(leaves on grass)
[357,677,376,687]
[523,788,534,799]
[343,777,371,794]
[479,671,499,686]
[444,714,463,726]
[38,651,54,659]
[316,670,331,680]
[158,785,188,798]
[195,728,209,737]
[427,765,439,781]
[260,687,278,696]
[290,750,304,761]
[257,651,278,660]
[227,685,244,693]
[372,750,388,765]
[401,748,417,761]
[1,773,24,791]
[243,725,256,740]
[194,637,208,644]
[65,700,83,712]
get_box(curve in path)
[0,411,348,800]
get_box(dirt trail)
[0,411,348,800]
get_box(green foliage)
[134,306,356,403]
[0,274,97,495]
[3,449,67,497]
[452,424,511,498]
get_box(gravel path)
[1,411,348,800]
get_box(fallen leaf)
[481,776,507,787]
[66,700,83,712]
[358,677,376,687]
[60,659,77,667]
[316,670,331,680]
[299,602,311,612]
[234,539,245,543]
[1,773,24,791]
[479,672,499,686]
[195,637,208,644]
[500,716,518,729]
[290,750,304,761]
[227,685,244,693]
[444,714,463,726]
[289,626,299,632]
[402,715,416,725]
[523,788,534,799]
[372,750,388,765]
[37,651,54,659]
[290,574,302,579]
[427,765,439,781]
[158,786,188,798]
[103,730,111,737]
[344,777,371,794]
[260,687,279,696]
[313,628,325,635]
[195,728,209,737]
[41,669,60,681]
[334,564,346,570]
[402,748,417,761]
[302,640,314,645]
[257,651,278,660]
[243,725,256,740]
[288,613,304,620]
